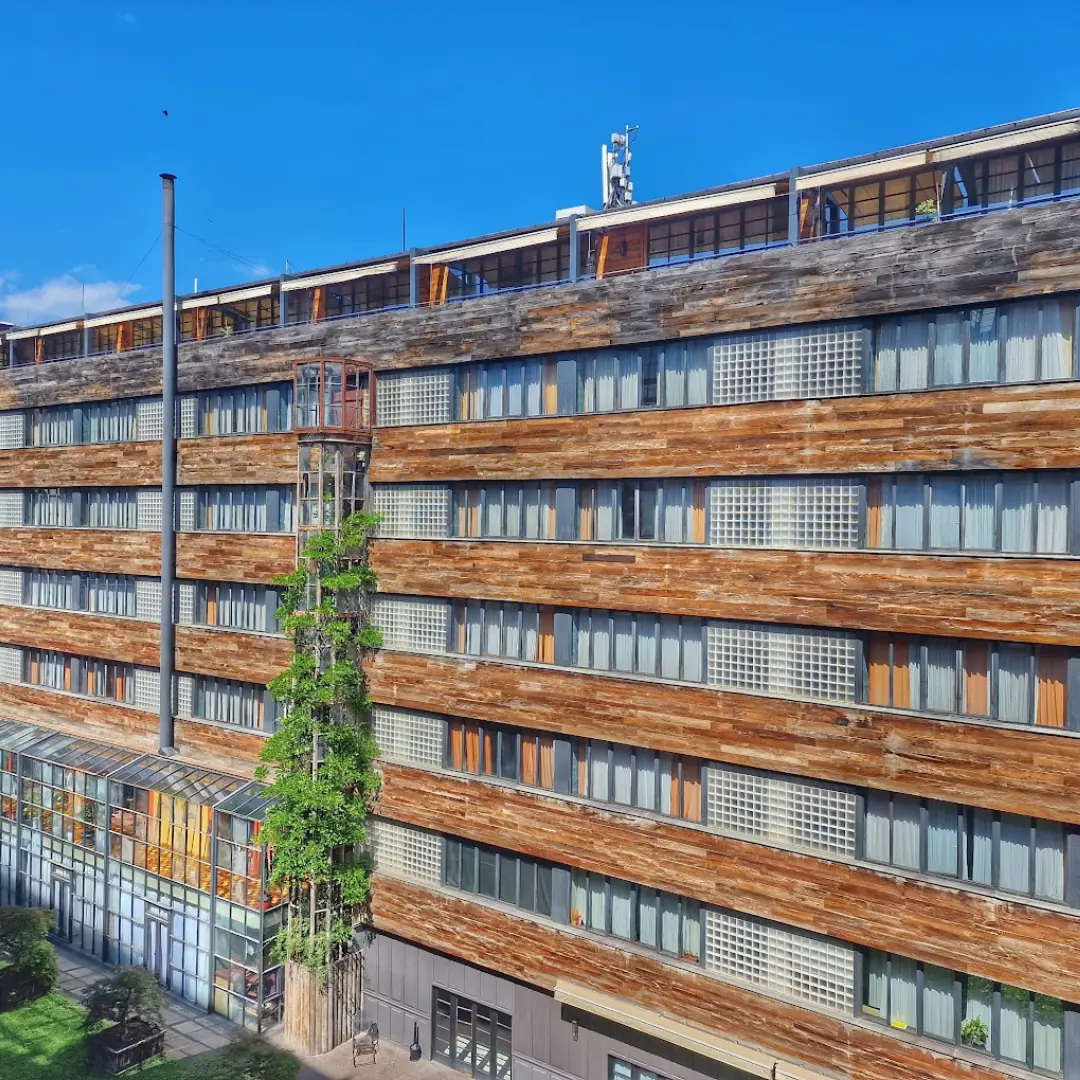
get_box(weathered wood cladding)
[0,682,264,774]
[2,202,1080,411]
[379,763,1080,1002]
[369,381,1080,482]
[373,875,1013,1080]
[175,626,290,685]
[0,433,296,489]
[367,651,1080,826]
[0,529,295,583]
[372,540,1080,646]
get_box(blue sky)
[1,1,1077,324]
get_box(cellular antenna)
[602,125,638,209]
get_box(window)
[862,951,1063,1074]
[196,383,292,435]
[372,596,450,654]
[23,570,136,618]
[866,471,1074,553]
[432,988,512,1080]
[194,583,280,633]
[191,675,277,731]
[864,633,1071,728]
[610,1059,673,1080]
[372,484,452,538]
[23,649,135,704]
[863,794,1067,904]
[375,369,453,427]
[367,817,442,885]
[194,487,294,533]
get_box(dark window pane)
[553,738,573,795]
[638,482,657,540]
[461,843,477,893]
[444,839,461,889]
[518,860,536,911]
[499,731,518,781]
[536,864,552,917]
[619,482,637,539]
[498,855,518,906]
[478,849,497,898]
[641,351,659,406]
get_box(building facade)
[1,109,1080,1079]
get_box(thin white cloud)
[0,275,141,324]
[116,12,136,24]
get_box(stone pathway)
[55,942,238,1062]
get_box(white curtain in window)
[634,751,656,811]
[875,323,899,391]
[483,603,503,656]
[570,870,587,925]
[590,611,610,670]
[968,308,1000,382]
[613,614,634,672]
[659,892,679,954]
[1004,303,1039,383]
[521,609,538,662]
[637,887,657,948]
[595,354,616,412]
[933,315,964,386]
[925,641,958,712]
[864,950,888,1014]
[928,476,961,549]
[962,477,996,550]
[503,610,520,659]
[87,490,137,529]
[892,795,921,870]
[964,976,995,1046]
[464,602,482,654]
[485,366,505,418]
[1036,474,1069,554]
[635,615,657,675]
[927,801,959,876]
[484,487,503,537]
[612,746,632,805]
[662,481,685,543]
[1000,987,1030,1064]
[686,342,709,406]
[999,813,1032,895]
[1034,996,1064,1074]
[1001,474,1035,552]
[589,742,610,801]
[588,874,606,931]
[522,485,540,539]
[610,879,633,939]
[576,357,595,413]
[505,363,524,415]
[525,361,544,417]
[968,809,994,886]
[503,487,521,538]
[618,354,639,409]
[988,155,1019,205]
[889,955,918,1029]
[898,317,930,390]
[864,792,891,863]
[1041,302,1073,380]
[997,645,1033,724]
[660,617,681,680]
[658,755,675,816]
[682,620,703,682]
[681,899,700,958]
[573,613,591,669]
[1035,821,1065,902]
[594,483,616,541]
[663,347,685,408]
[922,964,955,1040]
[894,477,924,549]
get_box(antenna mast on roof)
[602,125,638,209]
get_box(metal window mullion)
[997,310,1007,383]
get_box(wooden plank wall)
[378,763,1080,1002]
[366,651,1080,825]
[1,201,1079,409]
[373,876,1012,1080]
[369,382,1080,482]
[371,540,1080,646]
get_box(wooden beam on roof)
[312,287,324,322]
[596,233,610,280]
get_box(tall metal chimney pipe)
[159,173,177,753]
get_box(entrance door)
[145,913,169,987]
[51,870,73,942]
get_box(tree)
[81,968,165,1037]
[0,906,57,1003]
[256,510,382,983]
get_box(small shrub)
[82,968,165,1037]
[961,1014,989,1049]
[0,907,52,963]
[199,1036,301,1080]
[915,198,939,219]
[0,906,57,1004]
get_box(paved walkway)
[55,942,240,1061]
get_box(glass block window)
[709,477,861,549]
[0,493,22,526]
[0,646,20,683]
[703,908,854,1015]
[133,667,160,712]
[375,368,453,427]
[371,705,444,768]
[137,489,163,531]
[0,569,22,604]
[706,623,858,702]
[367,816,442,885]
[371,595,450,654]
[135,398,164,441]
[706,765,856,856]
[0,413,26,450]
[713,324,866,405]
[371,484,452,539]
[135,579,161,621]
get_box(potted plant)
[915,198,940,222]
[82,968,166,1075]
[961,1015,989,1050]
[0,906,58,1009]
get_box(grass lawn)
[0,991,299,1080]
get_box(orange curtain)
[865,479,885,548]
[539,608,555,665]
[892,636,912,708]
[1036,646,1067,728]
[964,642,990,717]
[543,361,558,415]
[691,482,707,543]
[577,752,588,797]
[578,486,594,542]
[538,736,555,790]
[482,731,496,776]
[465,724,480,773]
[520,738,537,785]
[680,760,702,821]
[449,722,465,770]
[867,636,892,706]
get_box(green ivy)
[255,510,383,984]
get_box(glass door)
[145,912,169,987]
[432,988,512,1078]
